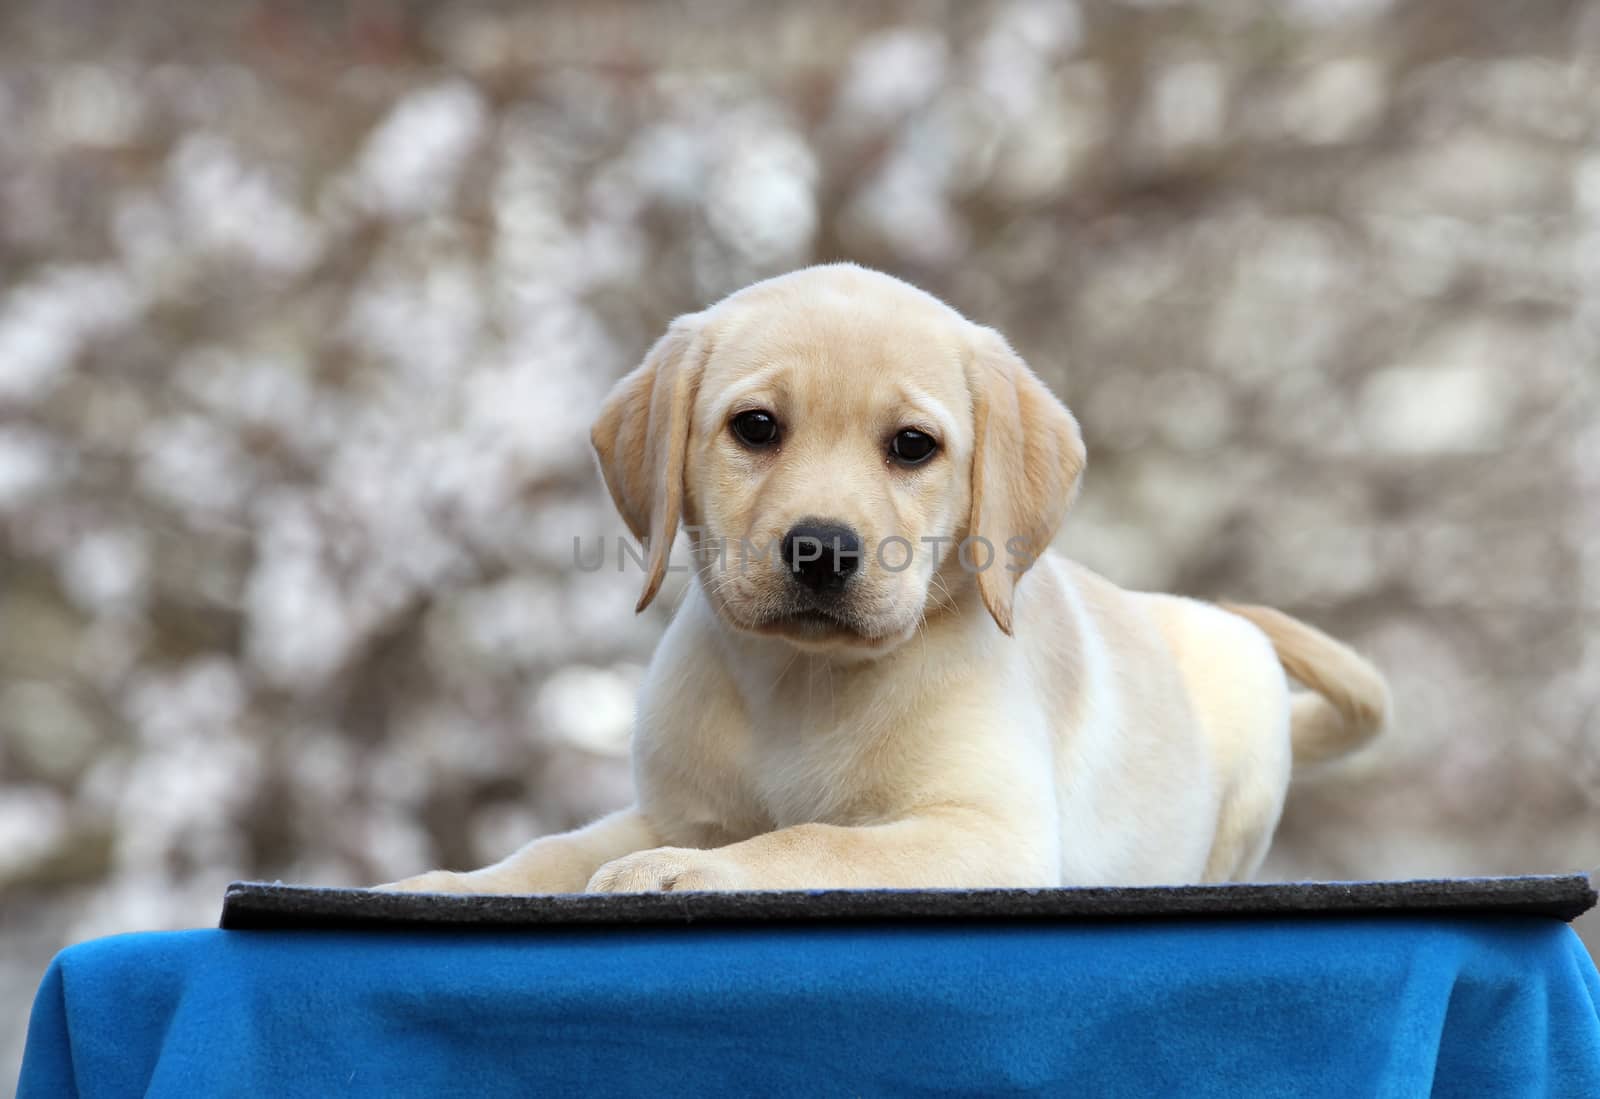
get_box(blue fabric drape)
[18,916,1600,1097]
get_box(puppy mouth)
[759,607,854,635]
[750,604,879,644]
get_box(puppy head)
[591,265,1084,652]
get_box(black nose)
[782,522,862,593]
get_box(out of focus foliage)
[3,0,1598,1070]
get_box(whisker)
[774,644,802,687]
[928,571,961,617]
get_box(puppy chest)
[747,728,887,828]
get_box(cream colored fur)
[381,264,1389,895]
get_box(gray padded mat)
[220,874,1597,931]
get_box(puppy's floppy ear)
[965,327,1086,635]
[591,313,707,613]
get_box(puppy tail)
[1219,602,1390,765]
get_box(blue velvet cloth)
[18,915,1600,1097]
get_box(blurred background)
[3,0,1598,1072]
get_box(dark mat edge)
[220,874,1598,931]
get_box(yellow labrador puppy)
[382,264,1388,895]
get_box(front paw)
[587,847,747,893]
[373,869,476,894]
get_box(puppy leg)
[378,806,660,895]
[589,808,1057,892]
[1201,783,1287,882]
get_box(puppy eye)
[890,428,938,465]
[730,410,780,448]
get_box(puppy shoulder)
[637,589,740,731]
